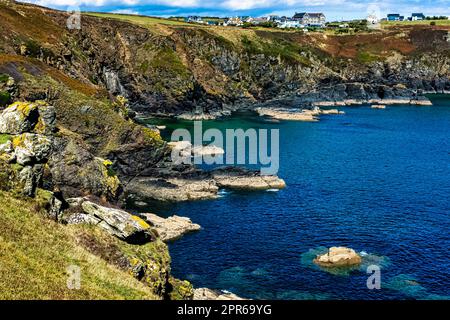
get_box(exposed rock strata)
[141,213,201,242]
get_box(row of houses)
[387,13,426,21]
[186,12,326,28]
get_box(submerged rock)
[141,213,201,242]
[193,288,246,300]
[313,247,362,268]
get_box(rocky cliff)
[1,1,449,119]
[0,0,449,300]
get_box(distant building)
[387,14,401,21]
[224,17,243,26]
[293,12,326,26]
[186,16,203,23]
[278,19,303,29]
[411,13,425,21]
[250,17,270,25]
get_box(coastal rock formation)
[313,247,362,267]
[256,107,344,121]
[141,213,201,242]
[194,288,246,300]
[124,176,219,203]
[168,141,225,158]
[212,167,286,190]
[64,199,156,244]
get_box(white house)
[278,20,303,29]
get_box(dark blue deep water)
[141,96,450,300]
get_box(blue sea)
[139,96,450,300]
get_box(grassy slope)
[382,20,450,27]
[0,190,159,300]
[84,12,191,26]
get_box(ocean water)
[138,96,450,300]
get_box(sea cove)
[139,96,450,300]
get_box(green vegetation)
[356,50,380,64]
[0,134,11,145]
[382,19,450,26]
[0,73,9,83]
[0,190,159,299]
[241,35,311,65]
[150,47,189,77]
[85,12,190,26]
[0,91,10,107]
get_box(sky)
[20,0,450,21]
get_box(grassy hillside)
[0,190,159,300]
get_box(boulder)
[0,139,13,154]
[18,164,44,197]
[193,288,245,300]
[48,137,122,200]
[141,213,201,242]
[12,133,52,165]
[0,102,39,134]
[79,201,155,244]
[313,247,362,267]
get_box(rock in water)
[212,167,286,190]
[313,247,362,267]
[141,213,201,242]
[193,288,245,300]
[79,200,155,244]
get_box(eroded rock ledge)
[124,166,286,205]
[140,213,201,242]
[194,288,246,301]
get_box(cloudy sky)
[20,0,450,21]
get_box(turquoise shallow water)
[138,96,450,300]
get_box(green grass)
[357,51,381,64]
[0,190,159,300]
[150,47,190,77]
[382,19,450,26]
[84,12,191,27]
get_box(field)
[84,12,191,27]
[382,19,450,27]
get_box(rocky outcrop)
[124,176,219,203]
[48,137,122,200]
[0,102,54,197]
[63,198,156,244]
[141,213,201,242]
[194,288,246,300]
[313,247,362,268]
[256,107,344,122]
[212,167,286,191]
[0,102,39,134]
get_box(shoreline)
[136,94,448,122]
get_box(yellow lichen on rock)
[131,215,151,230]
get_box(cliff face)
[1,2,449,119]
